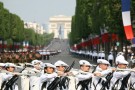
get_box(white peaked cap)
[44,63,56,69]
[31,60,42,65]
[116,55,129,65]
[5,63,16,67]
[54,60,68,67]
[79,60,92,66]
[116,55,125,63]
[0,63,5,67]
[116,59,129,65]
[97,59,110,65]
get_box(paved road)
[41,39,95,69]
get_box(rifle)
[119,73,131,90]
[64,60,75,73]
[41,81,47,90]
[47,77,60,90]
[1,65,26,90]
[92,65,98,73]
[59,76,70,90]
[101,72,113,90]
[47,60,75,90]
[77,78,92,90]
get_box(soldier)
[108,52,114,66]
[29,60,42,90]
[92,50,98,63]
[40,63,57,90]
[1,63,19,90]
[27,52,35,63]
[98,51,102,59]
[93,59,114,90]
[54,60,70,90]
[54,60,68,75]
[20,52,26,63]
[100,51,105,59]
[109,59,130,90]
[76,60,93,90]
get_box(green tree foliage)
[70,0,135,46]
[0,2,54,47]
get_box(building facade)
[48,15,71,39]
[24,22,45,34]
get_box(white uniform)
[2,73,19,90]
[93,66,112,90]
[130,72,135,89]
[68,75,76,90]
[74,60,93,90]
[100,52,105,59]
[98,52,101,59]
[0,72,6,89]
[55,60,72,90]
[109,69,130,90]
[109,59,130,90]
[108,54,114,61]
[1,63,19,90]
[19,70,30,90]
[29,68,41,90]
[40,72,57,90]
[108,53,114,66]
[76,70,93,90]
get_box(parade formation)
[0,0,135,90]
[0,50,135,90]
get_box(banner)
[111,34,118,41]
[101,33,109,43]
[93,37,100,45]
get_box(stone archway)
[49,15,71,39]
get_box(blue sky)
[0,0,76,24]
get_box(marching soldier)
[1,63,19,90]
[93,59,114,90]
[54,60,69,76]
[109,58,130,90]
[76,60,93,90]
[54,60,71,90]
[40,63,57,90]
[29,60,42,90]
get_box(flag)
[121,0,133,39]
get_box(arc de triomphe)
[48,15,71,39]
